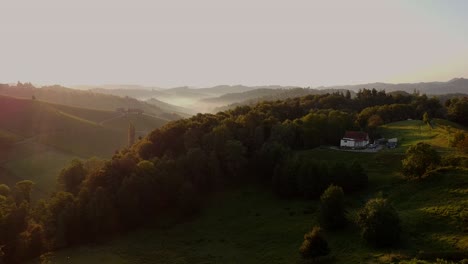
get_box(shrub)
[357,198,401,247]
[402,142,441,179]
[299,226,330,259]
[319,185,346,229]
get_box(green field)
[34,119,468,263]
[378,119,466,152]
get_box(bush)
[402,142,441,179]
[299,226,330,259]
[319,185,346,229]
[357,198,401,247]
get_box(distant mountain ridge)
[318,78,468,95]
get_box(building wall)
[354,140,369,147]
[340,139,355,147]
[340,139,369,148]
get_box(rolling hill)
[0,83,181,120]
[0,95,169,198]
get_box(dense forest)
[0,89,467,263]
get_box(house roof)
[343,131,368,141]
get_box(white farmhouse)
[340,131,369,148]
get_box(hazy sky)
[1,0,467,88]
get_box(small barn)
[340,131,369,148]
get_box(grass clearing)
[378,119,466,152]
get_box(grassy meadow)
[378,119,466,152]
[34,119,468,263]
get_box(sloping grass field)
[34,119,468,263]
[378,119,466,152]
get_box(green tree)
[14,180,34,204]
[402,142,441,179]
[128,122,135,147]
[451,131,465,147]
[223,140,247,178]
[446,97,468,126]
[0,184,10,197]
[367,114,383,129]
[357,198,401,247]
[58,159,86,195]
[299,226,330,259]
[457,136,468,154]
[319,185,346,229]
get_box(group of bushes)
[300,185,401,260]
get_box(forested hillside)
[0,90,467,263]
[0,95,168,203]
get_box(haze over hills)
[69,78,468,113]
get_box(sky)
[1,0,467,88]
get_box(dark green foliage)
[272,156,300,198]
[457,136,468,154]
[178,182,201,216]
[299,226,330,259]
[441,155,468,168]
[274,156,368,199]
[0,184,10,197]
[357,198,401,247]
[14,180,34,204]
[446,97,468,126]
[256,141,291,180]
[451,132,465,147]
[347,161,368,191]
[128,122,136,146]
[319,185,346,229]
[58,159,86,195]
[402,143,441,179]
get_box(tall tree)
[128,122,136,147]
